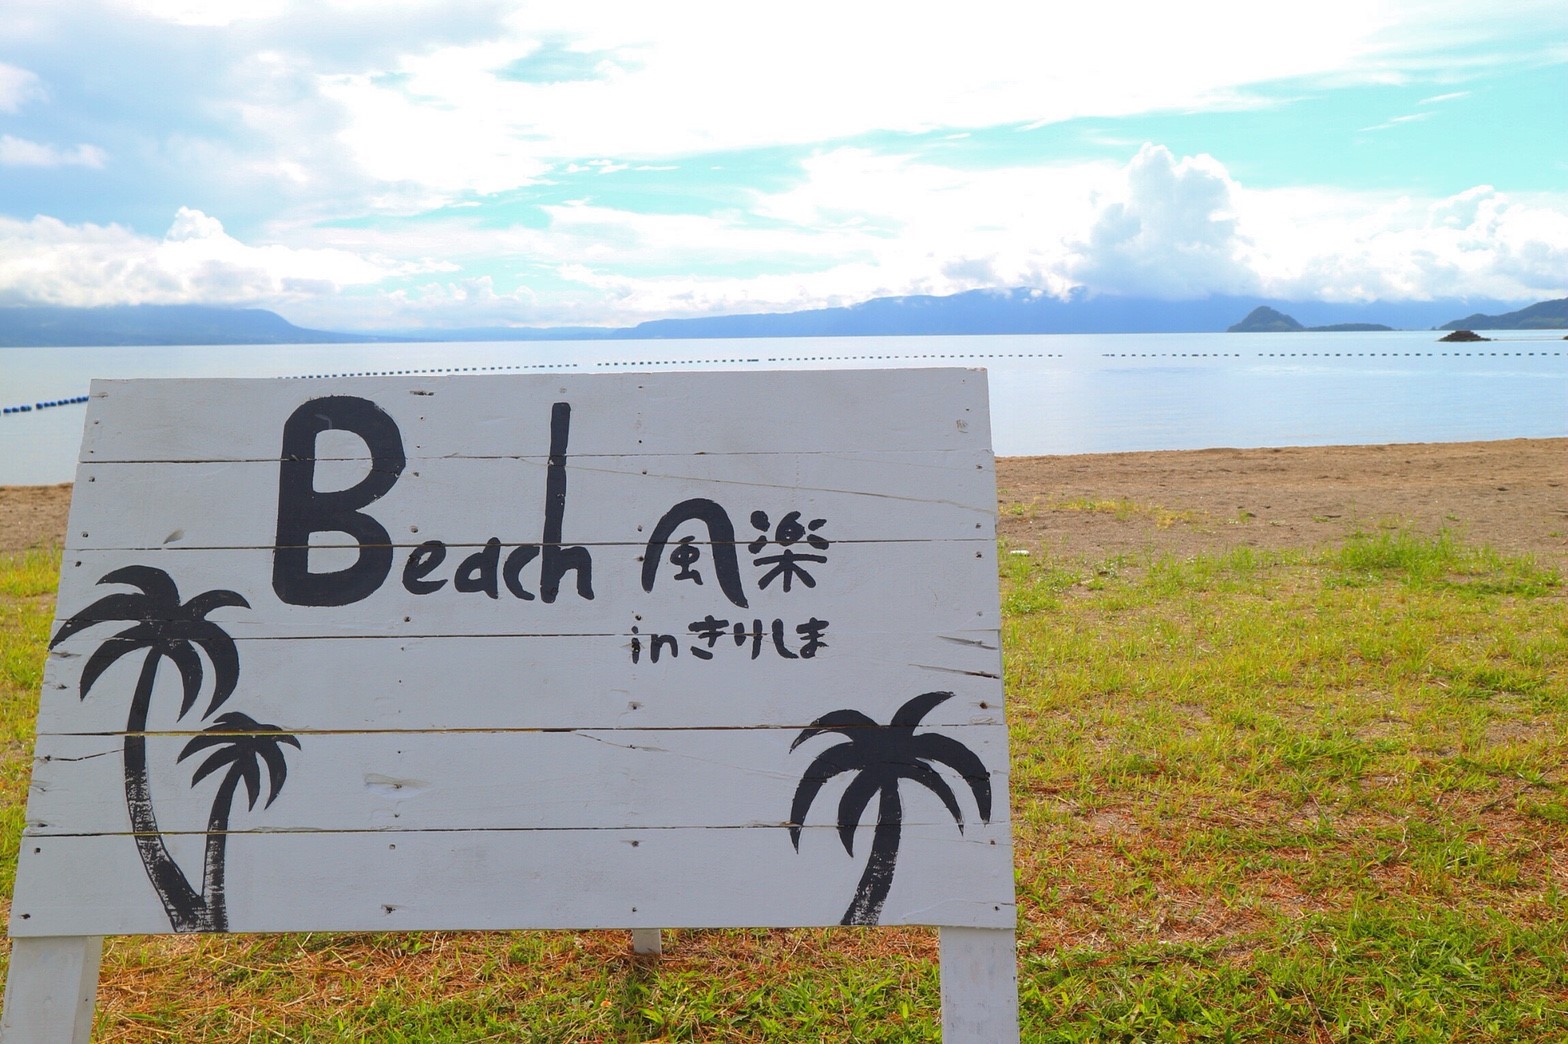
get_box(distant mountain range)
[0,304,392,347]
[1438,298,1568,331]
[2,292,1563,347]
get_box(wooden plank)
[25,726,1011,834]
[65,451,995,551]
[37,629,1003,735]
[0,936,102,1044]
[939,927,1021,1043]
[11,826,1016,936]
[49,540,1000,638]
[79,370,991,462]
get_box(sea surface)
[1,330,1563,486]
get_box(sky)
[0,0,1564,332]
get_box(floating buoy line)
[2,348,1559,420]
[2,394,90,415]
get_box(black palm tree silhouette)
[50,565,248,931]
[789,690,992,925]
[178,712,300,931]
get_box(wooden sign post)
[3,369,1017,1041]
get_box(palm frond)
[788,740,864,849]
[891,689,953,729]
[181,742,244,788]
[257,736,298,808]
[790,709,877,752]
[182,589,249,618]
[912,733,992,822]
[237,759,263,810]
[179,713,300,810]
[164,642,205,719]
[835,771,885,856]
[49,593,158,648]
[902,760,965,829]
[77,635,151,698]
[187,627,242,718]
[98,565,179,601]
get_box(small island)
[1439,329,1491,342]
[1226,306,1392,333]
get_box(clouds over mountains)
[0,1,1563,329]
[0,209,394,309]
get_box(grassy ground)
[1,522,1564,1041]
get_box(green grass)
[1047,497,1202,528]
[0,550,54,902]
[2,533,1566,1040]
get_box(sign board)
[4,369,1016,1040]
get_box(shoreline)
[4,437,1565,564]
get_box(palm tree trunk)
[200,775,237,932]
[842,788,902,926]
[124,653,208,931]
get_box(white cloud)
[4,0,1566,329]
[1233,184,1568,302]
[1358,111,1436,133]
[513,147,1568,320]
[0,63,42,111]
[7,142,1558,330]
[298,0,1568,202]
[1063,144,1258,298]
[0,208,395,308]
[0,135,106,168]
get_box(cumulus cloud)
[329,143,1557,327]
[9,143,1556,331]
[4,0,1565,331]
[0,208,394,308]
[1238,183,1568,303]
[506,145,1567,322]
[1063,144,1258,298]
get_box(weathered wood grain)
[78,370,989,462]
[940,927,1022,1042]
[25,726,1011,834]
[0,936,102,1043]
[66,450,993,551]
[12,825,1015,936]
[37,630,1002,735]
[50,539,998,636]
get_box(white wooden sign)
[3,369,1017,1041]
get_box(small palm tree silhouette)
[50,565,248,931]
[178,712,300,931]
[789,690,992,925]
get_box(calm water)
[1,331,1563,485]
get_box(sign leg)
[938,926,1018,1043]
[630,929,663,956]
[2,935,104,1044]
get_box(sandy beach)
[995,437,1566,565]
[4,438,1563,565]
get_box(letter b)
[273,396,406,606]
